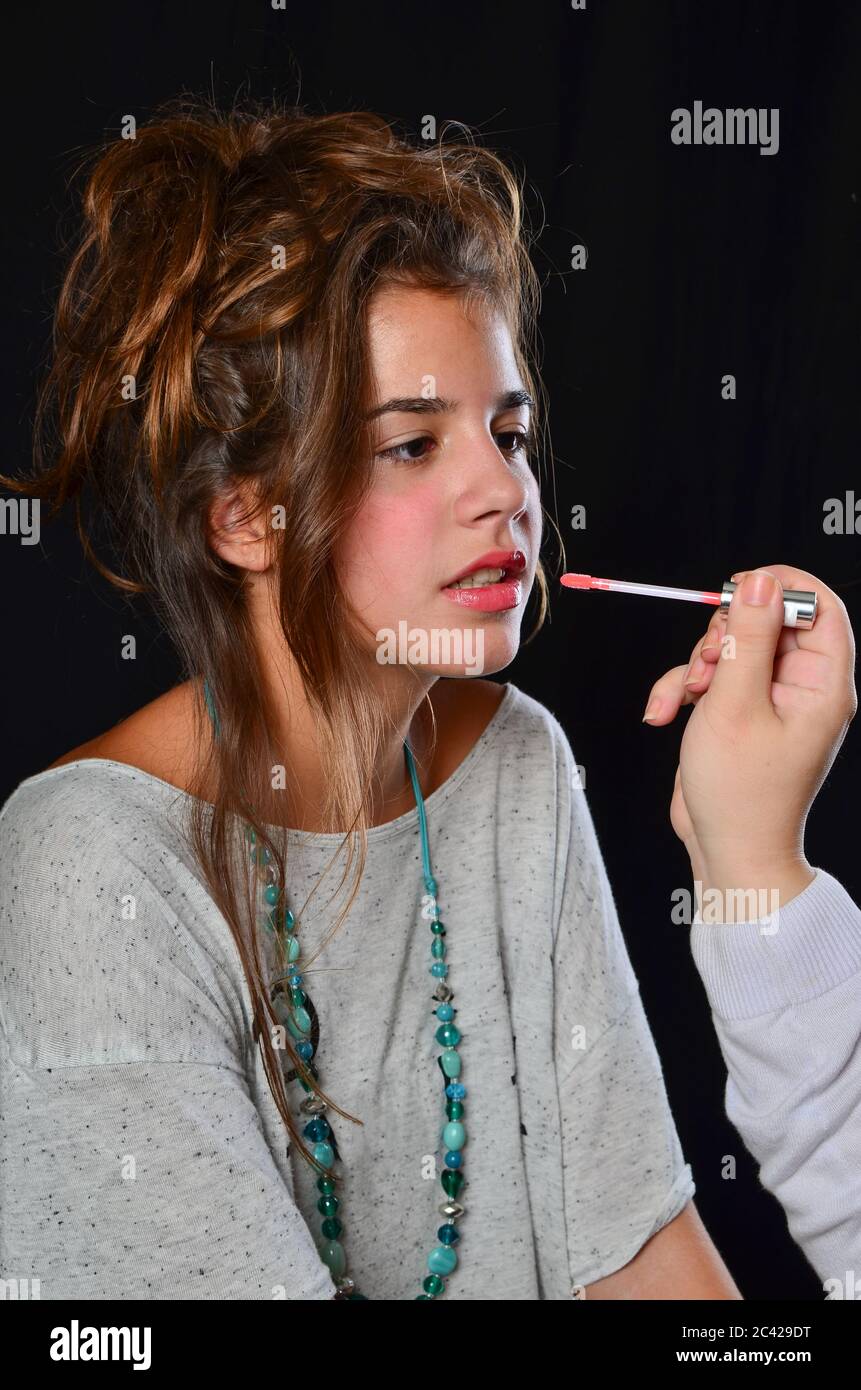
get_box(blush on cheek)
[332,497,441,642]
[349,489,441,590]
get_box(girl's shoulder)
[43,680,194,783]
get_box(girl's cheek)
[363,488,443,575]
[339,487,443,595]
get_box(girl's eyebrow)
[364,388,534,421]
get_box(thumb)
[708,569,784,719]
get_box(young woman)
[0,98,856,1301]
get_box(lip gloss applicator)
[560,573,818,629]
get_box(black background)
[2,0,860,1300]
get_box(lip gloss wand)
[560,572,818,629]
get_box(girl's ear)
[206,483,271,572]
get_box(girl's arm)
[585,1201,741,1299]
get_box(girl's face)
[337,284,541,680]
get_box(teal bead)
[430,919,446,934]
[423,1273,445,1294]
[319,1239,346,1278]
[441,1169,464,1198]
[284,908,295,931]
[431,938,446,959]
[317,1193,339,1216]
[303,1117,330,1142]
[435,1003,454,1021]
[440,1048,462,1077]
[427,1245,458,1276]
[435,1023,461,1047]
[286,1005,312,1039]
[442,1120,465,1151]
[264,884,280,906]
[430,962,448,978]
[312,1140,334,1168]
[287,935,301,962]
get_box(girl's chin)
[371,618,518,680]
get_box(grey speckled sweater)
[0,681,697,1300]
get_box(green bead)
[317,1193,340,1217]
[431,939,446,959]
[430,920,446,934]
[440,1048,461,1077]
[287,935,301,962]
[319,1239,346,1278]
[441,1169,464,1198]
[435,1023,461,1047]
[423,1274,445,1295]
[446,1100,464,1120]
[296,1062,319,1093]
[442,1120,465,1151]
[286,1005,312,1038]
[321,1217,342,1239]
[317,1176,336,1194]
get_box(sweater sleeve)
[0,789,337,1301]
[689,867,861,1288]
[549,720,696,1290]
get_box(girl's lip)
[441,578,523,612]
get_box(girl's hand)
[642,566,857,889]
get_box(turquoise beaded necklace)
[202,678,466,1300]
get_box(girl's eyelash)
[377,427,536,464]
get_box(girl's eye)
[377,436,434,463]
[377,428,534,464]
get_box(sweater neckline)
[21,681,519,846]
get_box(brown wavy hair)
[1,93,559,1177]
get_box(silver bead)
[439,1200,465,1219]
[300,1095,327,1115]
[334,1276,356,1293]
[432,983,453,1002]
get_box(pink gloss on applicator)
[560,572,818,629]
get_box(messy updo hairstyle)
[1,94,555,1174]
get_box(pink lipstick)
[560,572,818,629]
[441,549,526,613]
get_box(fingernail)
[642,696,662,722]
[741,570,776,605]
[684,656,707,685]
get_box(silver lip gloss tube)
[719,579,818,629]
